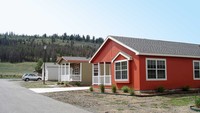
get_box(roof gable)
[111,52,132,63]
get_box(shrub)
[112,85,117,93]
[195,97,200,108]
[64,81,69,86]
[75,82,81,86]
[89,86,93,92]
[61,82,64,85]
[99,84,105,93]
[57,82,60,85]
[121,86,129,93]
[129,88,134,96]
[182,85,190,91]
[156,86,165,93]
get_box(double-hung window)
[115,60,128,81]
[146,59,166,80]
[93,64,98,76]
[193,61,200,79]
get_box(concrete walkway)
[30,87,89,93]
[0,79,91,113]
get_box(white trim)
[111,51,132,63]
[114,60,129,81]
[104,62,106,84]
[146,58,167,81]
[109,36,140,55]
[65,63,67,75]
[68,63,70,81]
[89,37,110,63]
[80,63,82,81]
[98,63,100,85]
[193,60,200,80]
[92,64,94,85]
[58,65,60,81]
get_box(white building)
[42,63,59,81]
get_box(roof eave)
[139,53,200,58]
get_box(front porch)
[92,62,112,85]
[59,63,82,82]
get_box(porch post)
[58,64,60,82]
[109,63,111,85]
[92,64,94,85]
[60,64,62,81]
[65,63,66,75]
[68,62,70,81]
[98,63,100,85]
[104,62,106,85]
[80,63,82,81]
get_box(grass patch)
[21,81,57,88]
[110,100,128,105]
[117,108,124,111]
[167,95,196,106]
[0,75,22,79]
[0,62,36,77]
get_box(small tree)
[155,86,165,93]
[35,59,43,73]
[182,85,190,91]
[121,86,129,93]
[89,86,93,92]
[129,88,135,96]
[99,84,105,93]
[112,85,117,93]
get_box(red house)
[89,36,200,93]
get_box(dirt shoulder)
[42,90,197,113]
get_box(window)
[146,59,166,80]
[193,61,200,79]
[115,60,128,81]
[73,63,80,75]
[93,64,98,76]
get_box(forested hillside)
[0,32,104,63]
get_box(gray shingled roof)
[62,56,89,61]
[110,36,200,58]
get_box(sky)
[0,0,199,43]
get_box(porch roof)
[57,56,90,64]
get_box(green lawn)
[20,81,57,88]
[0,62,36,77]
[166,94,198,106]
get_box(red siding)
[139,56,200,90]
[91,39,200,91]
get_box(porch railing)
[93,75,111,85]
[61,74,81,81]
[70,75,81,81]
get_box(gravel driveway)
[0,79,91,113]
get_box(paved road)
[0,79,91,113]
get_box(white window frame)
[193,60,200,80]
[93,64,99,76]
[73,63,80,75]
[114,60,129,81]
[146,58,167,81]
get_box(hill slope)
[0,32,103,62]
